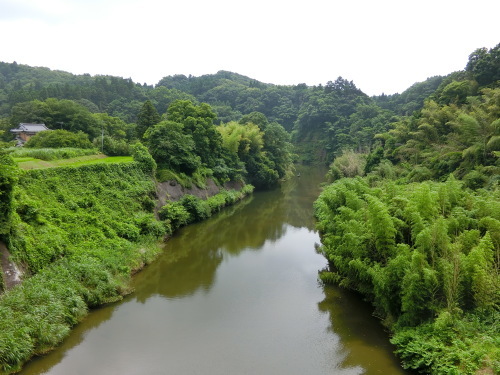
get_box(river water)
[20,167,407,375]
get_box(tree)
[144,120,200,174]
[438,80,475,105]
[466,43,500,86]
[148,86,197,115]
[239,111,269,130]
[217,121,279,188]
[165,100,223,169]
[132,142,157,174]
[10,98,100,138]
[136,100,160,139]
[92,113,135,141]
[326,149,366,181]
[464,232,499,310]
[262,121,294,179]
[455,111,500,166]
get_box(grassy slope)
[14,155,133,170]
[0,156,254,374]
[0,162,162,373]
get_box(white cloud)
[0,0,498,95]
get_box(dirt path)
[0,241,22,291]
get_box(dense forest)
[0,58,453,165]
[0,42,499,374]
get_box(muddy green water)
[20,167,408,375]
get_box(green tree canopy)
[217,121,280,188]
[136,100,160,139]
[165,100,223,169]
[144,120,200,174]
[10,98,100,138]
[466,43,500,86]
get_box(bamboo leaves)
[315,177,500,323]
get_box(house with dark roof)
[10,123,50,145]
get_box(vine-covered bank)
[0,146,253,374]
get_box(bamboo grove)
[315,44,500,374]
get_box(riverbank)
[314,177,500,374]
[155,179,243,211]
[0,158,252,374]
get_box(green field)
[15,155,134,169]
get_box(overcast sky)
[1,0,498,96]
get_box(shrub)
[156,169,192,188]
[326,150,366,182]
[134,213,165,237]
[95,136,132,156]
[463,170,488,189]
[206,193,227,213]
[407,166,433,182]
[25,130,93,149]
[132,142,156,174]
[0,152,19,235]
[179,195,210,222]
[240,184,255,195]
[191,167,213,189]
[365,146,384,174]
[158,202,191,231]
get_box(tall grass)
[156,168,193,188]
[8,147,99,161]
[0,255,128,374]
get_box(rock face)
[155,179,244,211]
[0,241,22,291]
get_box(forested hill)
[0,61,445,129]
[1,43,499,166]
[0,61,444,165]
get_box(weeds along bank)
[0,151,253,374]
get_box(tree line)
[1,55,468,166]
[0,94,294,189]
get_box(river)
[20,167,408,375]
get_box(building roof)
[10,123,50,133]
